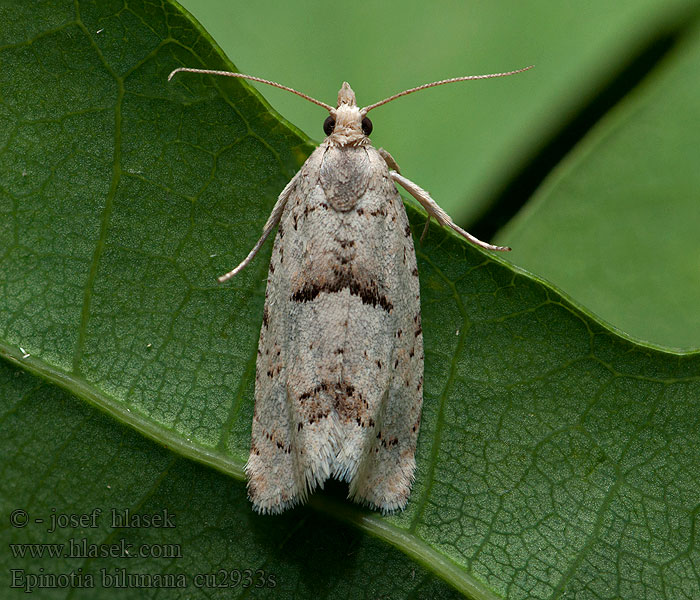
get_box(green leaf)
[0,361,463,599]
[1,2,699,600]
[496,17,700,351]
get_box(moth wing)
[245,149,327,514]
[340,148,423,512]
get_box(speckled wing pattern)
[246,143,424,514]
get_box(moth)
[169,65,531,514]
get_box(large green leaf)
[496,17,700,351]
[0,361,463,599]
[1,2,699,600]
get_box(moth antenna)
[361,65,533,114]
[168,67,335,113]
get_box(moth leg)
[389,170,511,252]
[218,170,301,283]
[420,218,430,243]
[378,147,401,173]
[379,149,431,243]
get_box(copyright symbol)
[10,509,28,528]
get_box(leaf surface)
[1,2,699,599]
[497,18,700,350]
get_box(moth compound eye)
[361,116,373,136]
[323,116,335,136]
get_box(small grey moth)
[169,65,531,514]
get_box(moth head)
[323,82,373,146]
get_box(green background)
[1,1,699,599]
